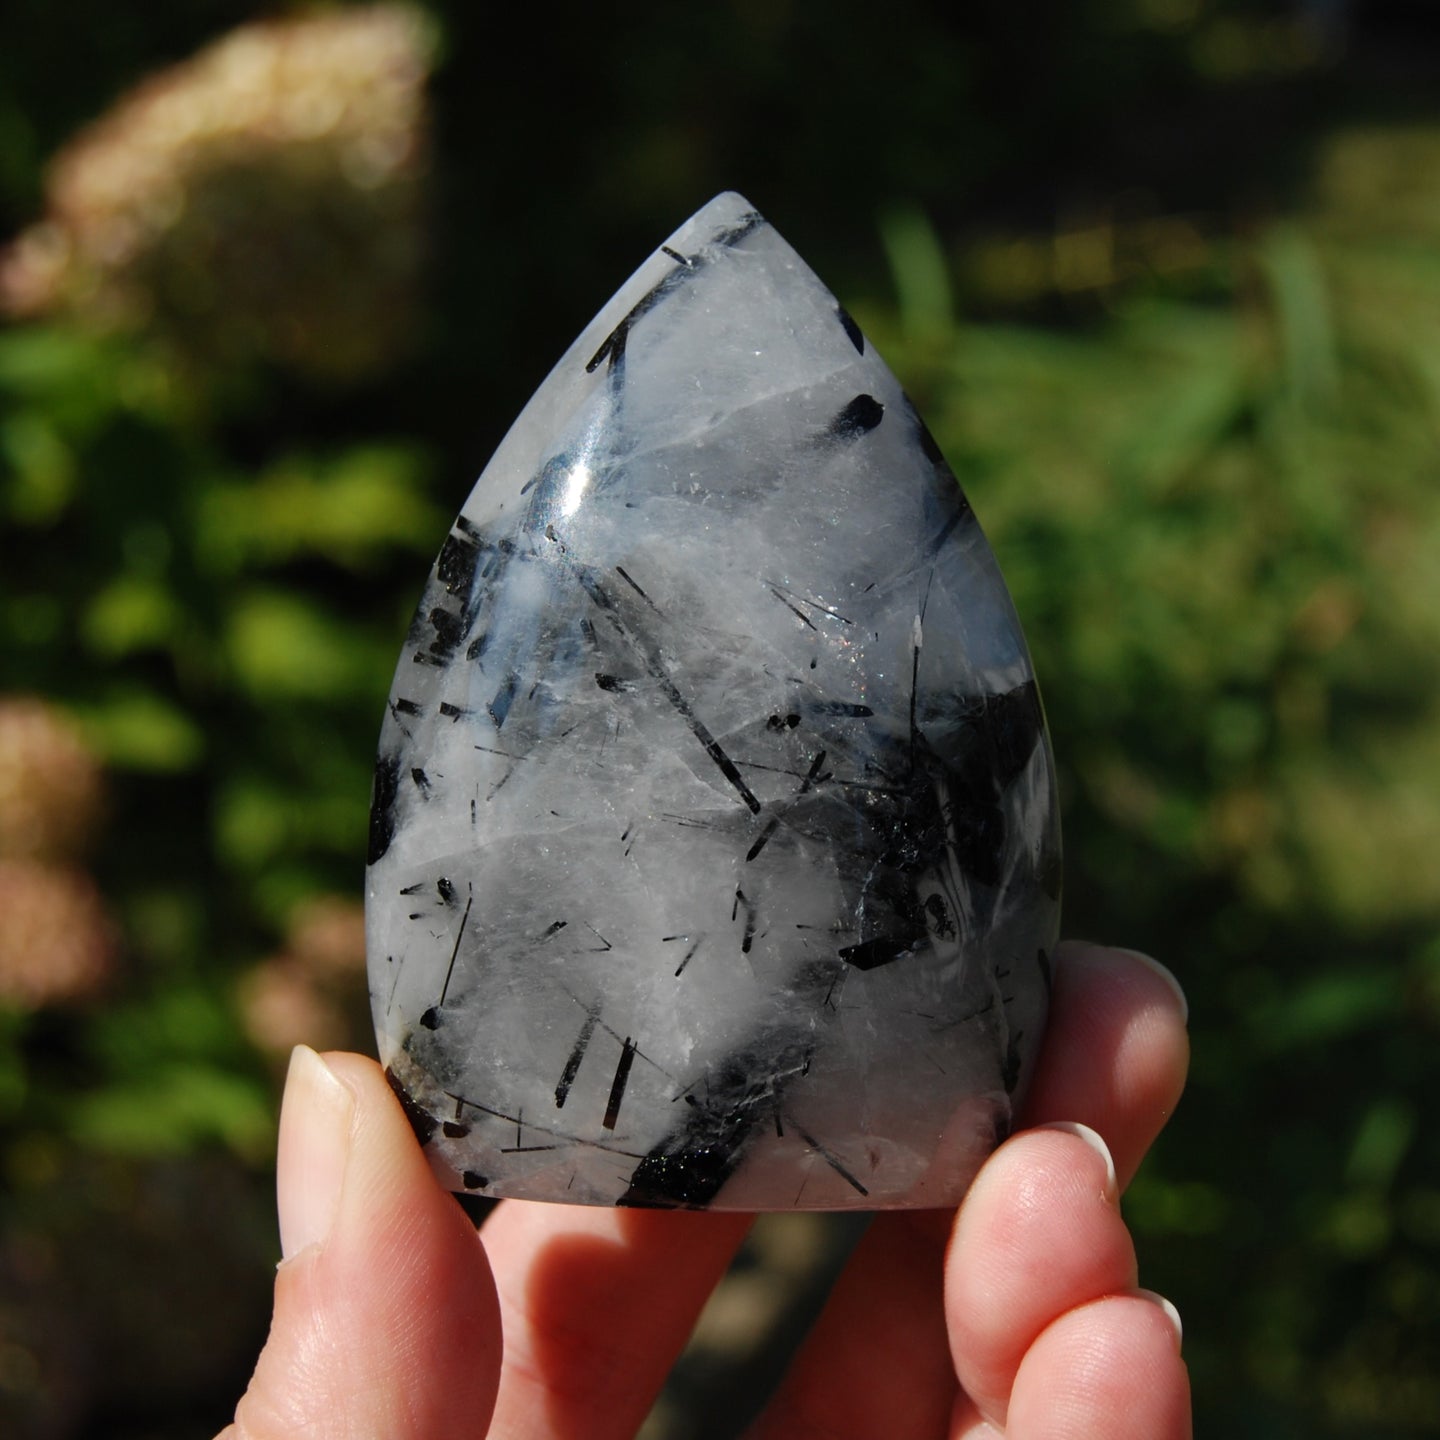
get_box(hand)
[220,941,1190,1439]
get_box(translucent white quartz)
[366,193,1060,1209]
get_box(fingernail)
[1036,1120,1118,1200]
[1113,947,1189,1025]
[277,1045,356,1262]
[1132,1288,1184,1349]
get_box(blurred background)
[1,1,1438,1435]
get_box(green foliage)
[0,244,441,1433]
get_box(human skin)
[221,940,1191,1440]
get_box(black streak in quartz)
[1002,1033,1025,1094]
[615,565,660,612]
[746,749,827,863]
[826,393,884,441]
[926,892,957,939]
[426,606,466,661]
[831,728,961,971]
[968,682,1045,794]
[602,1039,638,1130]
[385,1066,438,1145]
[411,766,432,797]
[837,304,865,353]
[921,497,972,565]
[436,531,481,597]
[437,891,473,1009]
[837,938,916,971]
[811,701,874,718]
[586,211,767,373]
[586,316,632,374]
[437,876,457,905]
[367,753,402,865]
[909,638,922,760]
[616,1030,810,1209]
[712,210,766,248]
[913,411,950,468]
[734,888,758,954]
[788,1118,870,1196]
[934,681,1046,889]
[951,805,1006,887]
[579,571,761,814]
[652,672,759,811]
[838,678,1046,976]
[767,581,854,627]
[441,1090,648,1163]
[903,393,968,505]
[769,587,818,629]
[745,819,781,864]
[488,672,519,728]
[555,1008,600,1109]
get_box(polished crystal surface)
[365,193,1061,1210]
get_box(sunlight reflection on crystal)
[559,462,591,519]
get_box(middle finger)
[481,1201,752,1440]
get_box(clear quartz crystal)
[365,193,1060,1210]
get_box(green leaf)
[0,326,112,393]
[198,445,442,574]
[81,574,183,658]
[87,987,244,1073]
[225,590,379,701]
[214,771,368,871]
[1261,226,1340,410]
[68,1062,274,1163]
[1345,1100,1416,1191]
[879,202,954,343]
[73,688,205,772]
[1250,969,1404,1051]
[0,411,77,523]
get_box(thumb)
[220,1047,502,1440]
